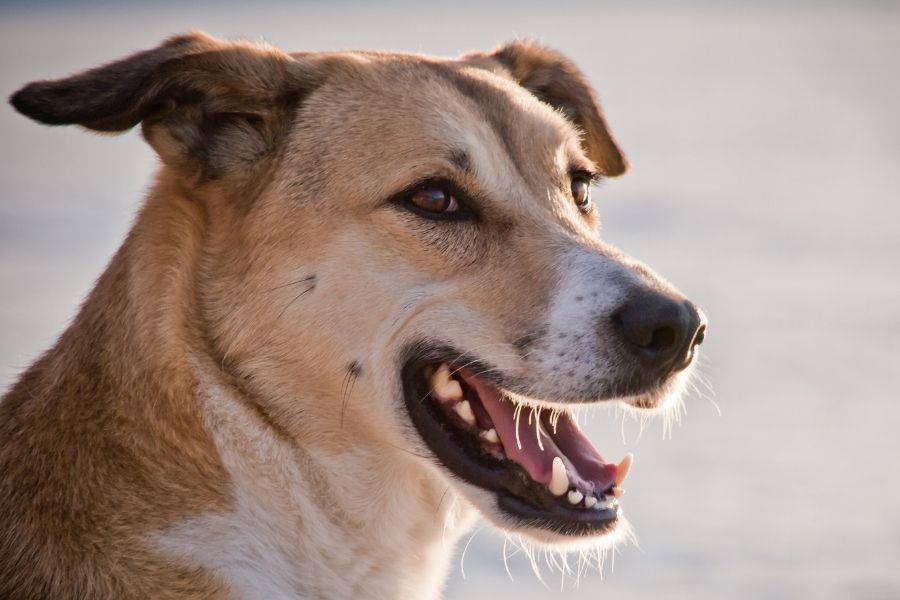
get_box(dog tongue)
[459,370,618,494]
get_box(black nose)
[612,292,706,373]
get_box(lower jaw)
[401,357,621,539]
[496,492,620,538]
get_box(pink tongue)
[460,370,617,493]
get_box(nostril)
[692,324,707,347]
[646,326,676,353]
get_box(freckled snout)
[611,292,706,375]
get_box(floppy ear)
[10,32,322,181]
[467,40,628,177]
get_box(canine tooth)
[480,428,499,444]
[549,457,569,496]
[438,379,463,400]
[430,364,463,400]
[430,363,451,387]
[454,400,475,426]
[615,453,633,486]
[584,495,598,508]
[567,490,584,505]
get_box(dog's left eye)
[410,187,459,214]
[396,183,472,220]
[571,176,592,212]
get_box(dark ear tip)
[9,81,61,125]
[607,154,630,177]
[496,38,543,53]
[9,84,35,118]
[493,39,565,68]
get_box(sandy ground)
[1,2,899,598]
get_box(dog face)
[12,33,705,547]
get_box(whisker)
[376,440,433,461]
[514,401,524,450]
[458,526,482,579]
[502,535,516,581]
[339,362,361,428]
[489,518,638,588]
[275,284,315,321]
[435,486,450,514]
[263,274,316,293]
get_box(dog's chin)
[400,345,691,547]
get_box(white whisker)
[513,401,524,451]
[532,406,545,451]
[486,518,637,590]
[458,526,481,579]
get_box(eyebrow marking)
[449,148,472,174]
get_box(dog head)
[11,33,706,547]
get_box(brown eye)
[571,177,591,212]
[409,186,460,215]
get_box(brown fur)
[1,32,655,599]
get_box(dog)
[1,32,706,599]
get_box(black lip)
[400,344,620,537]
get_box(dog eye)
[571,177,592,212]
[408,186,460,216]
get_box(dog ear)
[9,32,322,181]
[468,41,628,177]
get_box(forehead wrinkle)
[426,62,574,194]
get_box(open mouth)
[402,352,633,537]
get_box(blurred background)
[1,1,898,598]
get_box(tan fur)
[2,33,692,599]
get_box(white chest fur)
[153,381,476,600]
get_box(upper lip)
[403,343,665,406]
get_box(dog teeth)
[594,497,611,510]
[480,428,499,444]
[567,489,584,505]
[439,380,463,400]
[445,381,464,400]
[614,453,633,486]
[591,494,619,511]
[610,485,624,498]
[430,364,463,401]
[583,495,598,508]
[549,457,569,496]
[454,400,475,426]
[431,363,451,385]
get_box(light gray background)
[2,2,898,598]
